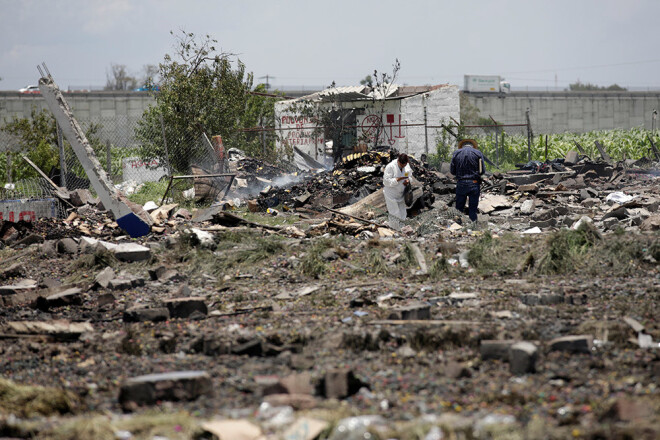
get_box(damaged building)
[274,84,460,166]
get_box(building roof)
[290,83,450,102]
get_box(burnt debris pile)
[257,149,444,212]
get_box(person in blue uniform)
[450,139,485,222]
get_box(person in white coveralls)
[383,153,412,229]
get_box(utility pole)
[258,75,275,90]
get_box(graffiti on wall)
[280,115,324,147]
[357,113,406,147]
[0,198,58,222]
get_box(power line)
[501,59,660,75]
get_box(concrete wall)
[0,91,155,121]
[463,91,660,134]
[0,91,156,148]
[3,90,658,149]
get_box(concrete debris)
[0,279,38,295]
[163,297,208,319]
[118,370,212,411]
[0,142,659,436]
[113,243,151,262]
[5,320,93,340]
[323,368,365,399]
[38,75,152,238]
[94,267,116,288]
[509,341,538,375]
[123,306,170,322]
[549,335,593,354]
[36,287,83,310]
[387,302,431,320]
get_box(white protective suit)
[383,159,413,229]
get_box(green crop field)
[469,127,658,171]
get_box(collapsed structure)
[275,84,460,165]
[37,71,152,237]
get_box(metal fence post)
[500,130,505,167]
[159,114,173,175]
[6,152,11,184]
[525,108,532,162]
[494,129,499,168]
[57,123,66,188]
[106,140,112,178]
[423,99,429,155]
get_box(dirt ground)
[0,207,658,439]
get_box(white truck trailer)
[464,75,510,93]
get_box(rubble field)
[0,152,659,440]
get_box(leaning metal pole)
[37,69,152,237]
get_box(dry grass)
[39,410,199,440]
[0,378,79,418]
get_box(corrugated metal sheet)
[370,83,399,99]
[317,85,369,101]
[294,83,442,102]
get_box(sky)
[1,0,659,91]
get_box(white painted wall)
[274,85,460,161]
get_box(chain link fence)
[0,108,230,217]
[463,123,531,170]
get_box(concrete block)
[387,302,431,320]
[113,243,151,262]
[69,189,95,206]
[39,288,83,309]
[324,368,363,399]
[280,372,314,395]
[119,370,212,410]
[94,267,115,289]
[164,297,208,319]
[549,335,593,354]
[57,238,79,255]
[509,341,538,375]
[123,306,170,323]
[480,340,515,361]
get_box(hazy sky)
[1,0,659,91]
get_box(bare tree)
[105,64,137,91]
[140,64,159,88]
[368,58,401,147]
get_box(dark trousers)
[455,180,480,222]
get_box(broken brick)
[549,335,593,354]
[118,370,212,411]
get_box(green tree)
[135,31,276,172]
[1,109,108,184]
[569,80,627,91]
[241,83,280,161]
[1,109,59,182]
